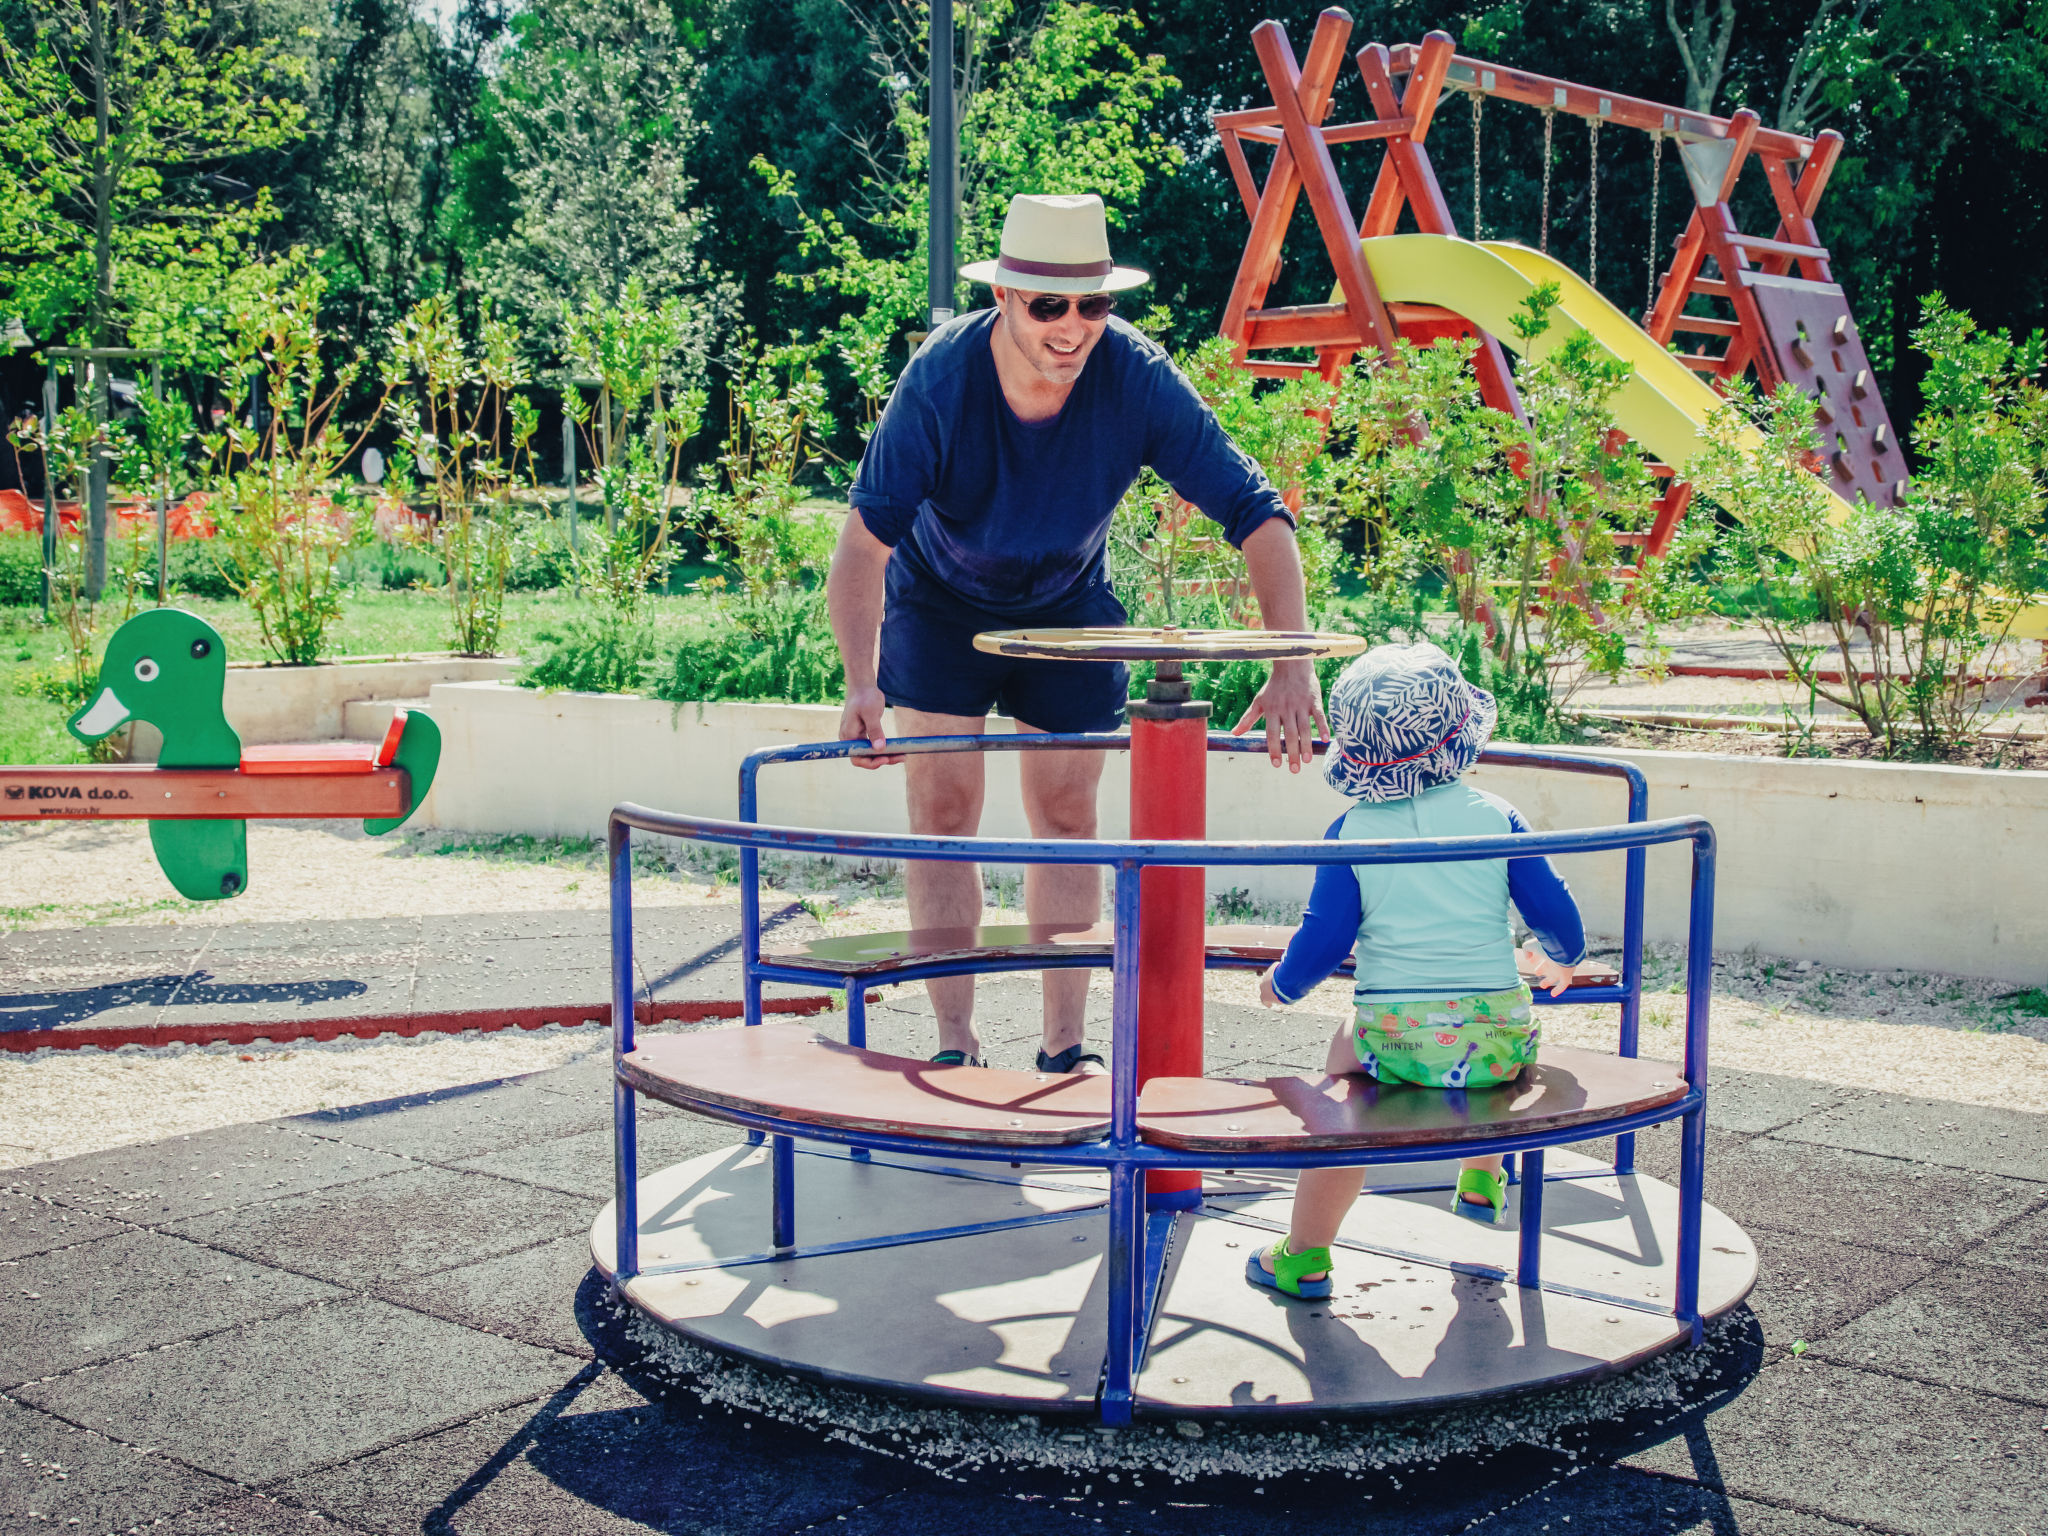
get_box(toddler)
[1248,642,1586,1300]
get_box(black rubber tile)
[292,1078,611,1163]
[1620,1356,2044,1533]
[1464,1467,1860,1534]
[828,1489,1100,1534]
[1,972,193,1031]
[15,1296,573,1484]
[8,1122,414,1225]
[455,1114,744,1201]
[411,939,612,1012]
[0,1395,239,1531]
[1959,1195,2048,1274]
[1737,1230,1936,1360]
[0,1228,340,1385]
[1669,1134,2037,1258]
[1199,1002,1336,1074]
[1773,1094,2048,1183]
[0,921,212,966]
[1813,1262,2048,1403]
[0,1188,129,1261]
[419,910,613,944]
[378,1231,602,1357]
[279,1366,911,1534]
[1699,1069,1871,1137]
[157,964,415,1027]
[149,1492,377,1534]
[165,1166,592,1286]
[202,916,422,956]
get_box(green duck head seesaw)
[65,608,444,903]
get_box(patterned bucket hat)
[1324,642,1498,803]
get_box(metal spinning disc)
[972,627,1370,662]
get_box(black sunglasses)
[1023,293,1116,323]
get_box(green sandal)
[1244,1238,1333,1299]
[1451,1166,1510,1225]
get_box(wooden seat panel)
[765,923,1620,989]
[239,741,382,775]
[1135,1045,1688,1153]
[620,1023,1112,1147]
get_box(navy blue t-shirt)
[850,309,1293,616]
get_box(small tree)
[1679,297,2048,755]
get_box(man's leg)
[897,707,988,1058]
[1017,726,1108,1058]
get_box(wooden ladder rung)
[1671,315,1742,338]
[1725,233,1829,261]
[1678,353,1726,373]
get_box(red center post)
[1128,658,1209,1209]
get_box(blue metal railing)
[608,734,1708,1425]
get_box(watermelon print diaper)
[1351,985,1539,1088]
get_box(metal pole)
[1676,828,1717,1345]
[85,363,107,600]
[151,359,166,604]
[562,406,578,593]
[927,0,957,325]
[1101,860,1144,1425]
[610,818,641,1292]
[39,363,56,620]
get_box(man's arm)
[1235,519,1329,772]
[827,511,901,768]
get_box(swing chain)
[1470,91,1484,241]
[1645,131,1665,320]
[1587,116,1601,279]
[1539,108,1554,256]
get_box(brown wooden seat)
[1135,1047,1688,1153]
[765,924,1621,989]
[619,1022,1111,1147]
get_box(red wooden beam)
[0,764,410,821]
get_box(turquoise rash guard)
[1269,783,1589,1005]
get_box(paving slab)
[378,1232,606,1358]
[1959,1196,2048,1275]
[1734,1229,1938,1360]
[293,1078,611,1164]
[15,1296,574,1485]
[277,1366,913,1535]
[147,1492,378,1535]
[165,1166,592,1287]
[1812,1262,2048,1404]
[161,964,410,1025]
[1463,1467,1862,1534]
[0,1188,130,1262]
[7,1122,415,1224]
[1774,1094,2048,1182]
[1621,1356,2045,1535]
[0,1395,241,1531]
[457,1113,743,1201]
[0,1228,341,1385]
[1668,1134,2039,1258]
[1695,1070,1871,1137]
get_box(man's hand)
[1233,657,1328,772]
[840,684,901,768]
[1518,946,1577,998]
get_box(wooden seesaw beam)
[0,761,411,821]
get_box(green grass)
[1,585,726,765]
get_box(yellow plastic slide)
[1353,233,2048,640]
[1356,232,1762,472]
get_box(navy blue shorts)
[880,581,1129,733]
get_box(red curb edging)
[0,995,839,1054]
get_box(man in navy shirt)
[827,193,1326,1072]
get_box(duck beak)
[71,686,130,739]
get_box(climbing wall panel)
[1741,271,1904,509]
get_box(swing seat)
[236,710,410,775]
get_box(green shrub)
[650,589,844,705]
[0,532,41,606]
[506,521,577,590]
[519,613,660,693]
[337,539,442,592]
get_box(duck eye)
[189,638,211,659]
[133,657,160,683]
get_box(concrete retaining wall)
[425,681,2048,986]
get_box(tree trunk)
[1663,0,1737,115]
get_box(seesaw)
[0,608,441,899]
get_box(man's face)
[992,285,1111,387]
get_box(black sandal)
[1036,1044,1107,1075]
[929,1049,984,1067]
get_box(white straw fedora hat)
[959,193,1150,294]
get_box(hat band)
[1336,708,1473,770]
[998,254,1115,279]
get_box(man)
[827,192,1326,1072]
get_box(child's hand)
[1258,964,1281,1009]
[1518,946,1576,998]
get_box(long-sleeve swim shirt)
[849,309,1294,616]
[1269,783,1588,1005]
